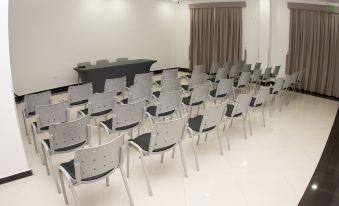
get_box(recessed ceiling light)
[311,184,318,190]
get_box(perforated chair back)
[291,71,299,84]
[223,62,232,70]
[251,69,262,83]
[263,67,272,80]
[283,75,292,90]
[255,86,270,106]
[210,63,221,75]
[215,68,227,82]
[68,83,92,105]
[88,91,115,115]
[272,78,284,94]
[49,115,90,152]
[77,62,91,68]
[116,57,128,62]
[237,72,251,87]
[229,65,239,79]
[134,72,153,85]
[254,63,261,70]
[242,64,251,72]
[161,78,181,93]
[112,99,146,131]
[192,65,205,74]
[24,91,52,116]
[273,66,280,76]
[149,116,187,153]
[200,102,227,131]
[162,68,178,80]
[189,73,206,90]
[35,100,70,131]
[96,59,109,65]
[128,83,152,103]
[104,76,126,94]
[156,91,181,116]
[74,135,124,184]
[233,94,252,115]
[216,79,233,97]
[190,84,209,105]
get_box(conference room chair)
[281,75,293,107]
[153,78,181,98]
[242,64,252,72]
[224,63,232,78]
[248,86,270,135]
[208,67,227,84]
[295,70,305,94]
[250,69,262,90]
[289,71,300,92]
[96,59,110,65]
[223,93,252,148]
[208,63,221,77]
[233,72,251,99]
[209,78,233,104]
[116,57,129,62]
[134,72,153,85]
[59,135,134,206]
[22,91,52,138]
[260,67,272,86]
[78,91,115,125]
[182,84,210,117]
[104,76,127,97]
[187,102,227,171]
[271,65,281,78]
[68,83,93,107]
[127,116,188,196]
[228,64,239,79]
[31,100,70,154]
[147,91,182,121]
[185,65,205,79]
[154,68,178,86]
[268,77,284,116]
[76,62,91,83]
[181,73,206,92]
[253,62,261,71]
[41,115,91,193]
[121,83,153,104]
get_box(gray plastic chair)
[78,91,115,124]
[127,115,188,196]
[251,69,262,85]
[22,91,52,138]
[242,64,252,72]
[271,66,281,78]
[68,83,93,107]
[209,78,233,103]
[185,65,205,78]
[233,72,251,99]
[254,63,261,71]
[116,57,128,62]
[153,78,181,98]
[280,75,293,108]
[209,63,221,76]
[59,135,134,206]
[261,67,272,85]
[224,93,252,148]
[229,65,239,79]
[41,115,91,193]
[134,72,153,85]
[96,59,109,65]
[147,91,182,121]
[269,78,284,116]
[187,102,227,171]
[181,73,206,92]
[31,101,70,154]
[155,68,178,86]
[248,86,270,135]
[98,99,146,144]
[295,70,305,94]
[182,84,210,117]
[104,76,126,96]
[290,71,299,92]
[209,67,227,83]
[121,83,153,104]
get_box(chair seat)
[225,104,242,117]
[60,160,114,181]
[270,88,278,94]
[129,133,175,152]
[188,115,216,132]
[210,90,227,98]
[153,91,161,98]
[43,139,86,152]
[70,99,88,106]
[100,118,139,131]
[32,122,49,131]
[182,96,203,106]
[81,108,112,117]
[181,85,192,91]
[249,97,262,108]
[146,106,175,117]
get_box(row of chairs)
[20,66,304,206]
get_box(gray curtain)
[287,9,339,97]
[190,7,242,72]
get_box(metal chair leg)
[196,134,201,146]
[160,153,164,163]
[127,146,130,178]
[59,171,69,205]
[106,177,110,186]
[216,128,223,155]
[248,110,253,136]
[98,126,102,145]
[204,133,208,142]
[69,183,80,206]
[140,155,153,196]
[178,143,188,177]
[120,167,135,206]
[262,107,266,127]
[191,135,200,171]
[242,114,247,139]
[31,124,39,153]
[171,148,175,159]
[41,144,50,175]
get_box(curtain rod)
[288,2,339,14]
[189,2,246,9]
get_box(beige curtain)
[190,7,242,72]
[287,9,339,97]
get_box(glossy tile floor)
[1,79,338,206]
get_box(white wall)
[9,0,178,96]
[0,0,30,179]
